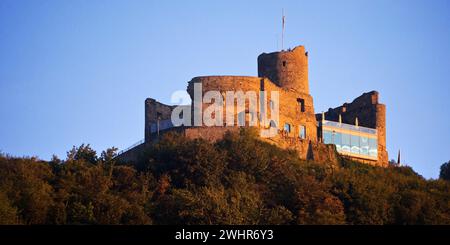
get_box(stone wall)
[258,46,309,94]
[184,126,240,142]
[118,126,338,166]
[145,98,175,142]
[262,77,317,141]
[115,142,148,164]
[264,135,339,165]
[186,75,317,142]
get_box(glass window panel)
[360,136,369,156]
[341,133,351,153]
[334,132,342,151]
[369,138,378,157]
[351,135,360,154]
[323,130,332,144]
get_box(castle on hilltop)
[118,45,388,167]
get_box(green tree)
[0,190,19,224]
[0,130,449,225]
[440,161,450,181]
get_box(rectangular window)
[297,98,305,112]
[284,123,291,133]
[299,125,306,139]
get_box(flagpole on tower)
[282,9,285,51]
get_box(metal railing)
[117,139,145,156]
[116,119,175,157]
[322,120,377,135]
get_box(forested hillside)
[1,129,449,225]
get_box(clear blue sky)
[1,0,449,179]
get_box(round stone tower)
[257,46,309,94]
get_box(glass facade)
[322,120,378,160]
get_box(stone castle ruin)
[118,45,388,167]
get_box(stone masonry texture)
[118,45,388,167]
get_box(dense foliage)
[440,161,450,181]
[0,129,449,224]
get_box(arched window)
[269,120,277,128]
[237,111,245,126]
[284,123,291,133]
